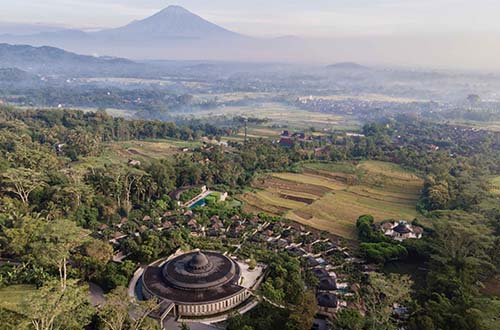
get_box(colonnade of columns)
[178,290,250,316]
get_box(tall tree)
[428,221,494,295]
[1,167,47,205]
[21,280,93,330]
[286,290,317,330]
[31,219,90,289]
[364,272,412,330]
[332,308,365,330]
[98,286,158,330]
[3,217,90,289]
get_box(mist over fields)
[1,5,499,71]
[1,3,500,330]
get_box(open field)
[195,92,274,103]
[109,139,200,159]
[239,161,423,239]
[449,120,500,132]
[71,138,200,174]
[301,93,423,103]
[179,102,359,135]
[0,284,36,313]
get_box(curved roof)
[318,276,337,291]
[142,250,245,304]
[312,268,329,279]
[317,292,338,308]
[412,226,424,235]
[381,222,394,230]
[162,251,237,290]
[186,251,212,273]
[393,222,411,234]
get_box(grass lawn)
[239,160,423,240]
[0,284,36,313]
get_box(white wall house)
[381,221,423,241]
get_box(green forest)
[0,105,498,329]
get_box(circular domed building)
[142,250,253,318]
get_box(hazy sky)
[1,0,500,37]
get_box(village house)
[109,231,127,244]
[278,130,313,147]
[270,238,289,250]
[318,276,337,291]
[316,292,338,316]
[287,246,306,257]
[306,256,320,268]
[312,266,337,292]
[159,220,173,231]
[227,220,246,238]
[381,221,423,241]
[187,218,200,232]
[209,216,225,231]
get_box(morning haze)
[0,1,499,330]
[1,0,500,70]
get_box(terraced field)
[239,161,423,239]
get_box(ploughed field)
[239,161,423,240]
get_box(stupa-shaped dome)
[187,251,213,273]
[158,250,239,292]
[141,250,253,317]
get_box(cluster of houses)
[95,186,421,324]
[101,206,357,319]
[278,130,313,147]
[248,221,356,317]
[101,209,265,262]
[295,95,443,120]
[94,181,361,321]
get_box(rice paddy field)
[302,93,422,103]
[179,101,359,135]
[239,161,424,240]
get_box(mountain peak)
[326,62,369,70]
[159,5,192,15]
[97,5,241,40]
